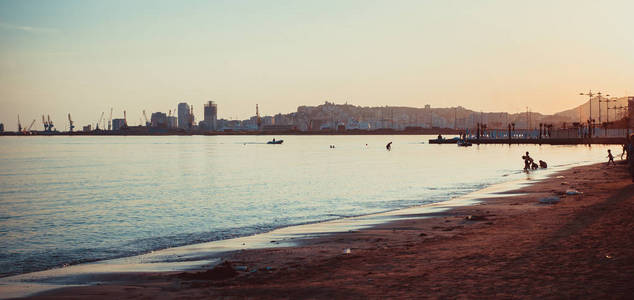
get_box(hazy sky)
[1,0,633,130]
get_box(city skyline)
[2,0,634,131]
[6,95,631,133]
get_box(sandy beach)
[24,161,634,299]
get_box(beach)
[24,161,634,299]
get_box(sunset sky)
[1,0,633,130]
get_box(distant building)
[178,102,192,130]
[0,123,4,132]
[203,101,217,131]
[262,124,295,131]
[262,116,274,126]
[83,125,92,132]
[167,116,177,129]
[112,118,126,130]
[150,112,168,128]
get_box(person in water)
[522,151,533,171]
[607,149,615,166]
[386,142,392,151]
[539,160,547,168]
[531,161,539,170]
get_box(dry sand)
[27,162,634,299]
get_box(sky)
[1,0,633,131]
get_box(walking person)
[607,149,615,166]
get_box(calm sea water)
[0,135,612,277]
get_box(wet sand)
[26,162,634,299]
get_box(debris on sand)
[539,196,560,204]
[465,215,488,221]
[566,189,582,195]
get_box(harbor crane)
[108,108,113,131]
[42,115,48,131]
[17,115,22,132]
[68,113,75,133]
[142,110,149,127]
[42,115,54,132]
[26,119,35,134]
[47,115,54,132]
[96,112,104,130]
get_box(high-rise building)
[204,101,217,131]
[178,102,192,130]
[150,112,168,128]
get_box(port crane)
[142,110,149,127]
[17,115,22,132]
[47,115,54,132]
[42,115,49,131]
[25,119,35,134]
[108,108,113,131]
[68,113,75,133]
[96,112,105,130]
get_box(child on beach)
[607,149,615,166]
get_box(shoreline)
[0,161,539,298]
[13,160,634,298]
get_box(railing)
[465,128,630,140]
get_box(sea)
[0,135,614,278]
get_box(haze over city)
[1,0,633,131]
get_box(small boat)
[428,137,460,144]
[457,140,472,147]
[267,139,283,144]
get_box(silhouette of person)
[531,161,539,170]
[522,151,533,171]
[386,142,392,151]
[539,160,547,168]
[607,149,615,166]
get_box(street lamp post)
[580,90,594,138]
[605,97,617,123]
